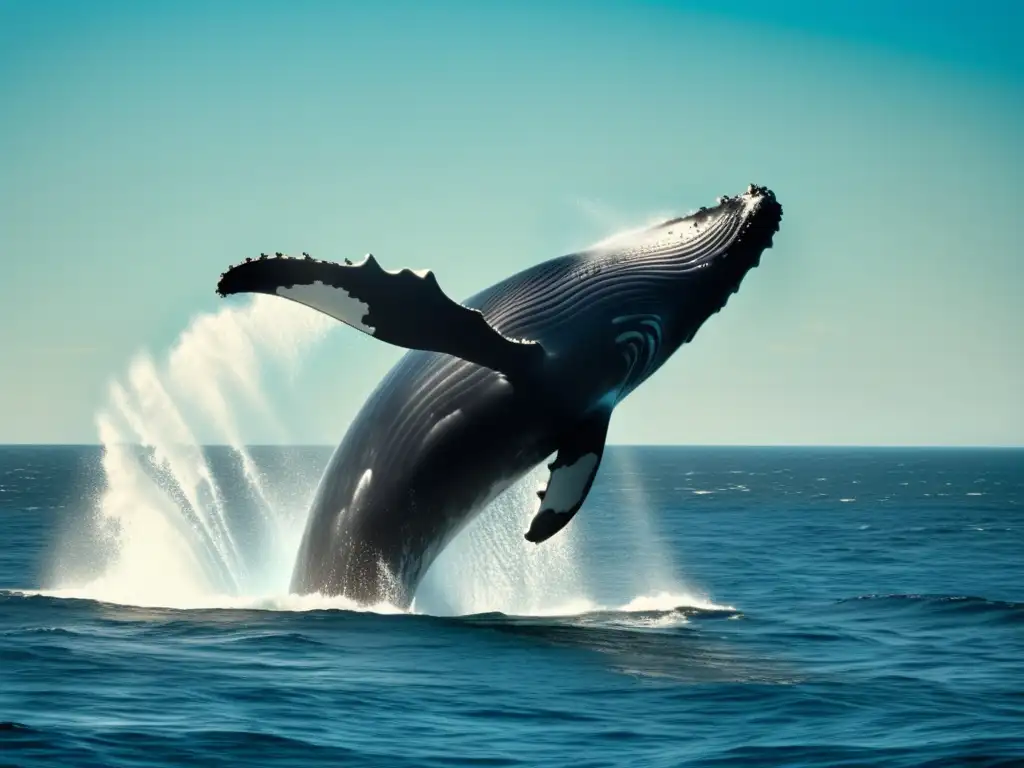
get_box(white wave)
[22,586,406,615]
[19,586,726,621]
[617,590,733,614]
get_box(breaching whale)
[216,184,783,608]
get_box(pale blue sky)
[1,0,1021,446]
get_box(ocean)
[0,444,1021,767]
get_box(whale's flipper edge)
[217,253,546,382]
[525,409,611,544]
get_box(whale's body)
[217,185,784,607]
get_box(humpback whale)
[216,184,783,608]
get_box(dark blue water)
[1,446,1022,767]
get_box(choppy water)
[1,444,1022,767]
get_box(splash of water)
[43,287,719,619]
[613,448,685,596]
[412,466,592,617]
[46,296,333,608]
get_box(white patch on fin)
[276,281,374,335]
[540,453,599,515]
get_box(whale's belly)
[289,348,560,605]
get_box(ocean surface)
[1,445,1022,767]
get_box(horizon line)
[1,443,1022,450]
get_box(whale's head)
[587,185,782,400]
[613,184,784,348]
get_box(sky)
[0,0,1021,446]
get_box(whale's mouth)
[660,184,784,307]
[718,183,780,242]
[655,184,782,273]
[708,184,782,290]
[613,184,783,344]
[599,183,782,280]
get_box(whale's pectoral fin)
[216,253,546,382]
[525,410,611,544]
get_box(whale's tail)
[216,253,546,385]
